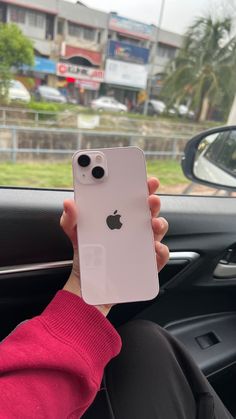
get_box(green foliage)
[28,101,64,113]
[0,23,34,102]
[0,23,34,68]
[28,101,79,113]
[162,16,236,121]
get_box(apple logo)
[106,210,123,230]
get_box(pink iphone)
[72,147,159,305]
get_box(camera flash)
[96,155,102,163]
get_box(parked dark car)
[35,86,67,104]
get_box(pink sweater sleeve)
[0,290,122,419]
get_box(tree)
[0,23,34,101]
[162,16,236,121]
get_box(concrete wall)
[59,1,108,29]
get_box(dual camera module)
[78,154,105,179]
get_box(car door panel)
[1,188,236,414]
[1,189,236,327]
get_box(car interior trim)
[0,252,200,276]
[214,262,236,279]
[0,260,73,275]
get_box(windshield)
[0,0,235,196]
[39,86,60,96]
[10,80,23,89]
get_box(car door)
[102,98,113,111]
[1,185,236,416]
[109,98,120,112]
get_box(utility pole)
[143,0,166,116]
[227,94,236,125]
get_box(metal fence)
[0,124,231,196]
[0,107,63,127]
[0,125,190,163]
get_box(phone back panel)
[72,147,159,305]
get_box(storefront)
[104,58,148,107]
[56,62,104,105]
[104,17,150,106]
[18,56,57,92]
[61,43,102,67]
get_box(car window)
[0,1,235,197]
[204,133,226,161]
[39,87,60,96]
[205,131,236,177]
[217,132,236,174]
[10,81,23,89]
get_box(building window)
[0,4,6,23]
[68,22,95,41]
[10,6,26,24]
[28,11,44,28]
[117,34,140,45]
[68,22,82,37]
[97,31,101,44]
[157,43,177,59]
[83,27,95,41]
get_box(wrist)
[63,274,112,316]
[63,273,81,297]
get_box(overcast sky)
[67,0,236,34]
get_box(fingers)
[60,199,78,248]
[152,217,169,242]
[149,194,161,218]
[155,242,170,272]
[148,177,160,195]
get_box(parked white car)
[177,104,195,119]
[91,97,128,113]
[8,80,31,103]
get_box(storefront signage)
[75,80,101,91]
[109,14,153,39]
[61,43,102,66]
[23,56,56,74]
[108,40,149,65]
[57,63,104,82]
[105,59,148,89]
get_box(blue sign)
[23,57,56,74]
[109,14,153,39]
[33,57,56,74]
[108,40,149,65]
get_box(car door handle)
[214,262,236,279]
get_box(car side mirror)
[182,126,236,191]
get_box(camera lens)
[92,166,105,179]
[78,154,91,167]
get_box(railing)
[0,107,62,127]
[0,124,232,196]
[0,125,188,163]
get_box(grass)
[147,160,187,186]
[0,160,187,189]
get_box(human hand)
[60,177,169,316]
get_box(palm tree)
[163,16,236,121]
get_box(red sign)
[76,80,100,91]
[62,44,102,66]
[57,63,104,82]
